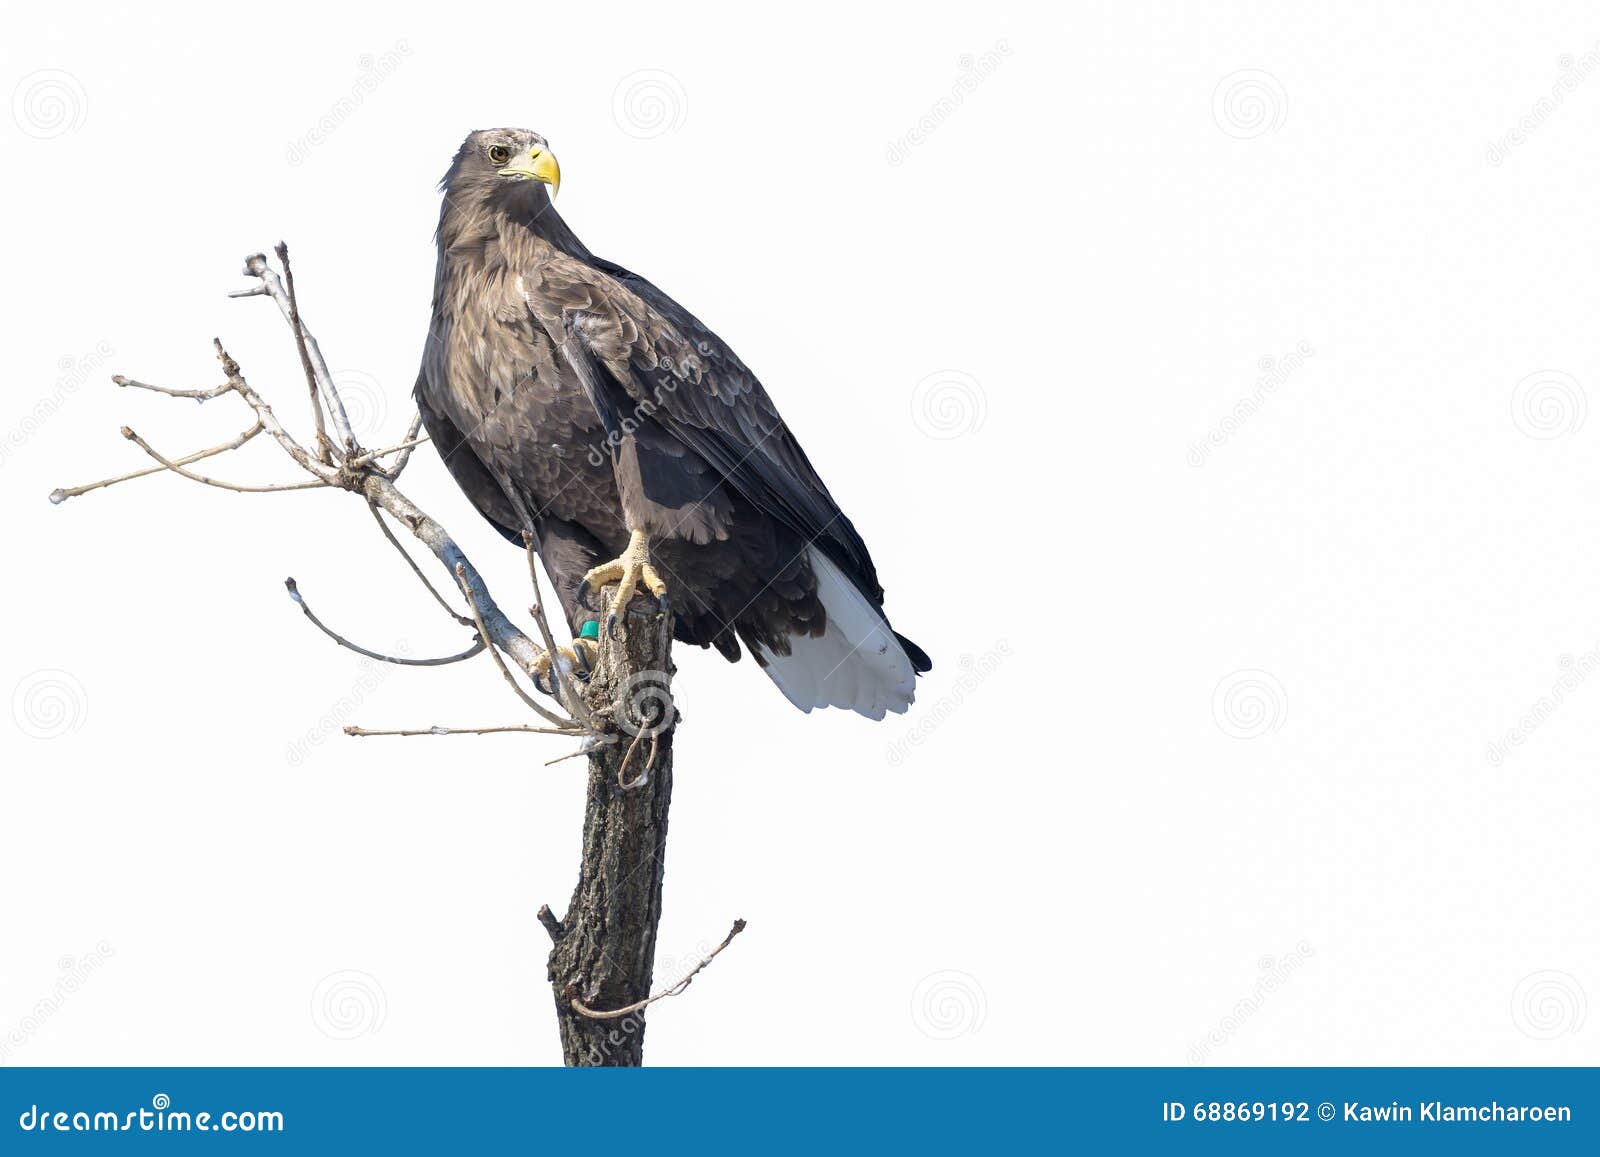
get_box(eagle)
[414,128,930,719]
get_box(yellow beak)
[499,146,560,196]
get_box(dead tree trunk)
[55,248,742,1069]
[542,607,676,1066]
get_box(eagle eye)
[487,144,512,166]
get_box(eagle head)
[441,128,561,206]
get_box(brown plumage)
[415,128,929,718]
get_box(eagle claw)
[580,530,668,639]
[532,639,598,696]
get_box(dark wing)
[413,376,523,547]
[524,250,885,606]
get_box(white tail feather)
[754,548,916,720]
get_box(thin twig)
[386,412,427,478]
[455,563,582,731]
[569,920,748,1020]
[50,419,264,504]
[367,501,472,625]
[212,339,337,482]
[243,252,358,454]
[349,430,430,469]
[536,905,565,943]
[285,578,485,666]
[113,374,232,401]
[275,241,334,464]
[616,728,654,790]
[359,471,548,675]
[547,734,617,766]
[122,426,329,493]
[522,531,593,726]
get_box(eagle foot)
[532,638,598,696]
[577,530,668,640]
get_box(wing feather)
[525,252,884,604]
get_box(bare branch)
[536,906,565,943]
[274,242,334,465]
[546,735,617,767]
[51,419,264,504]
[212,339,338,482]
[385,411,427,478]
[522,531,593,727]
[569,920,747,1021]
[243,251,358,454]
[356,472,546,674]
[284,577,485,666]
[455,562,581,731]
[121,426,328,494]
[349,427,430,470]
[113,374,231,402]
[366,501,472,625]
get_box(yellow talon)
[532,638,598,694]
[579,529,669,636]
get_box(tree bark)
[544,606,676,1066]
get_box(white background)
[2,0,1596,1066]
